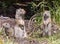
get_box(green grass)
[29,33,60,44]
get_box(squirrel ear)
[43,11,50,16]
